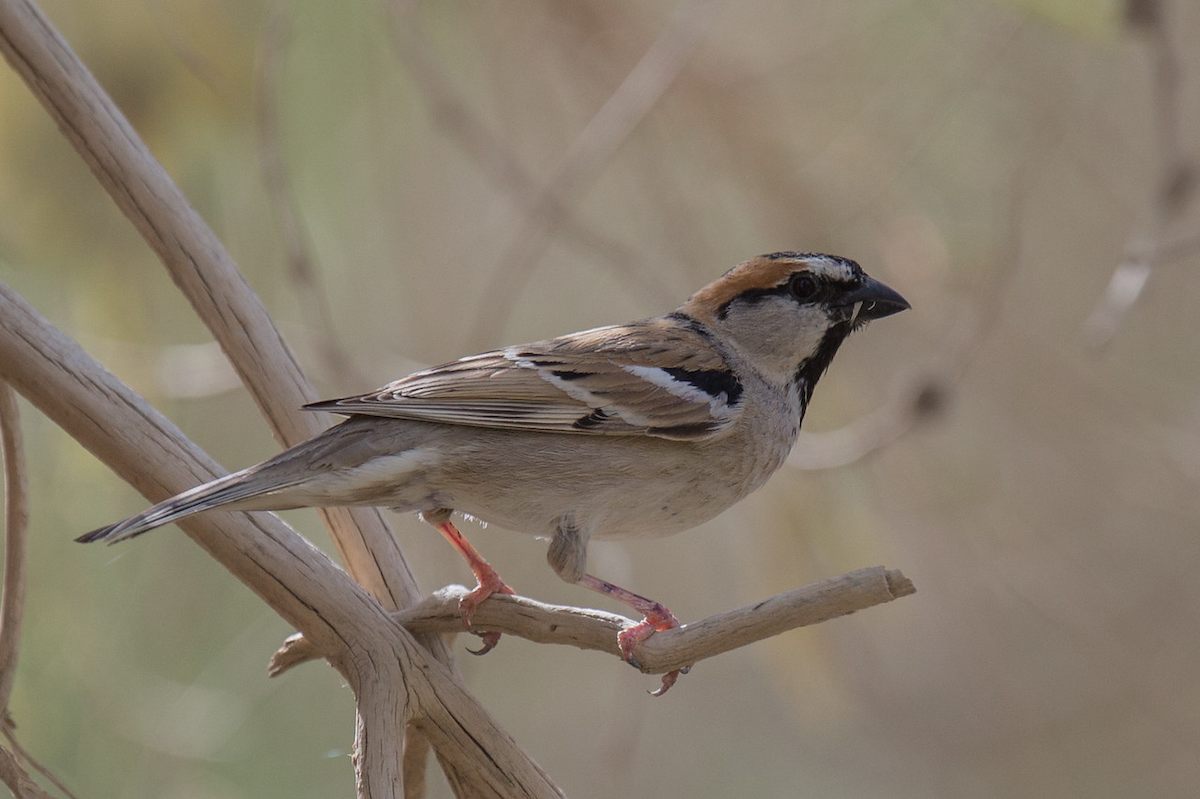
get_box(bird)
[79,252,908,694]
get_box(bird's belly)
[433,427,791,541]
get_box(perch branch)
[271,567,915,676]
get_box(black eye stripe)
[716,276,842,319]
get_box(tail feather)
[76,466,304,545]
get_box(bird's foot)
[618,604,688,696]
[578,573,690,695]
[460,568,515,655]
[425,515,516,655]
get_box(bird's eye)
[789,274,820,301]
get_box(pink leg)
[432,519,515,655]
[577,573,688,695]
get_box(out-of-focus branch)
[461,0,717,348]
[788,381,946,470]
[790,135,1045,470]
[0,743,52,799]
[0,386,65,799]
[271,567,916,678]
[383,0,680,323]
[1085,0,1197,347]
[255,1,362,390]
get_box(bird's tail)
[76,464,305,545]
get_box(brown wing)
[305,317,744,441]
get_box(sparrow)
[79,252,908,694]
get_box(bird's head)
[679,252,909,394]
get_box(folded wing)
[305,318,744,441]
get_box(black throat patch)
[793,321,853,412]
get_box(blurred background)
[3,0,1200,796]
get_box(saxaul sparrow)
[80,252,908,694]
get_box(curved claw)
[649,666,689,697]
[456,573,514,656]
[467,630,503,656]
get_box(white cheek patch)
[791,308,835,355]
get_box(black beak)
[841,276,910,322]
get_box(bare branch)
[0,389,65,799]
[272,567,916,678]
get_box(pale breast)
[428,376,801,541]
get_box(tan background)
[2,0,1199,796]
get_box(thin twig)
[0,389,62,799]
[0,384,26,713]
